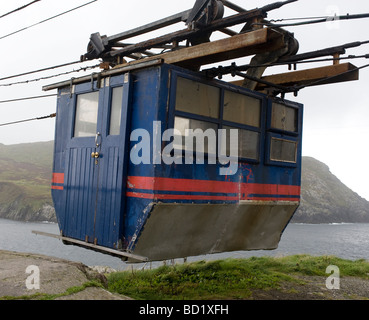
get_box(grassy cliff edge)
[107,255,369,300]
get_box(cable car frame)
[39,0,362,262]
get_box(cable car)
[44,60,303,261]
[37,0,365,262]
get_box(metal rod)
[32,230,148,262]
[279,41,369,63]
[220,0,246,13]
[261,0,298,13]
[262,12,369,28]
[235,70,289,91]
[106,9,192,44]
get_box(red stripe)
[127,176,300,197]
[126,191,240,201]
[52,173,64,184]
[51,185,64,190]
[248,197,299,202]
[125,192,299,202]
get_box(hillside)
[0,141,56,222]
[0,141,368,223]
[293,157,369,223]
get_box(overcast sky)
[0,0,369,201]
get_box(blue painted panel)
[51,63,304,254]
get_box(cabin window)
[175,77,220,118]
[174,76,262,161]
[271,103,298,133]
[223,126,259,160]
[109,86,123,135]
[174,116,218,154]
[223,90,261,127]
[74,92,99,137]
[270,137,297,163]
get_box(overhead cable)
[0,63,100,87]
[258,13,369,28]
[0,0,41,19]
[0,0,98,40]
[0,94,57,105]
[0,60,85,82]
[203,53,369,78]
[0,113,56,127]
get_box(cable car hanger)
[202,40,369,96]
[74,0,369,99]
[81,0,298,64]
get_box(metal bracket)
[32,230,149,262]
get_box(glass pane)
[74,92,99,137]
[270,138,297,163]
[223,90,261,127]
[109,87,123,135]
[174,116,218,153]
[271,103,298,132]
[175,77,220,118]
[224,126,259,160]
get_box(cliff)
[293,157,369,223]
[0,141,368,224]
[0,141,56,222]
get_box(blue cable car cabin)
[46,61,303,262]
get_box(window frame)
[265,133,299,167]
[73,91,100,138]
[169,71,266,164]
[264,98,303,167]
[69,74,129,148]
[70,82,101,147]
[107,84,124,137]
[266,99,302,136]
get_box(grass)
[107,255,369,300]
[0,281,103,300]
[0,141,54,216]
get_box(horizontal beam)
[230,63,359,90]
[221,0,247,12]
[107,8,267,59]
[106,9,192,44]
[259,62,359,89]
[122,28,285,70]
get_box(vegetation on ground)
[107,255,369,300]
[0,281,103,300]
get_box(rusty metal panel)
[132,202,298,261]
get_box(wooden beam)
[120,28,285,70]
[230,63,359,90]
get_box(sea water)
[0,218,368,270]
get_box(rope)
[0,0,98,40]
[0,113,56,127]
[0,0,41,19]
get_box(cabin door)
[63,74,131,248]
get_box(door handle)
[95,132,101,147]
[91,152,100,159]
